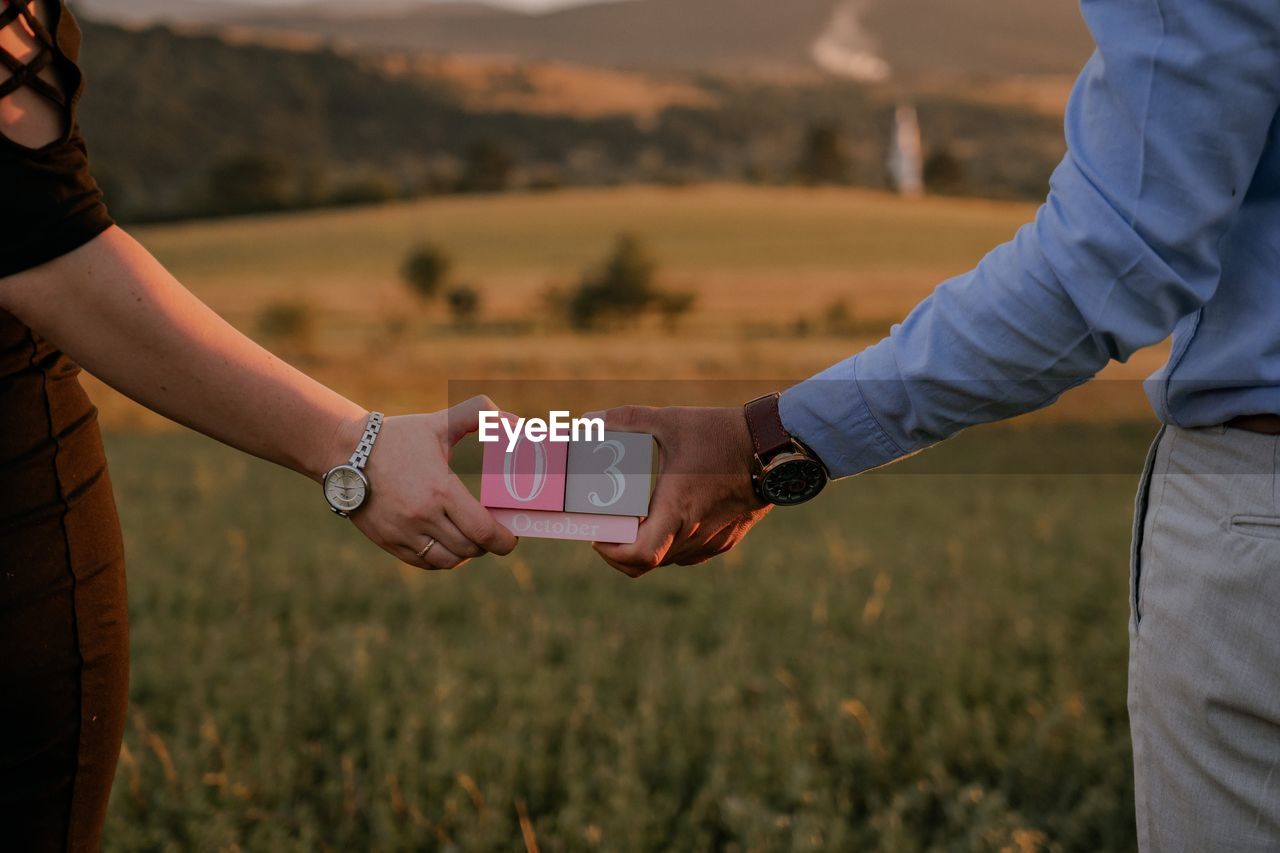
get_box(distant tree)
[401,244,452,302]
[742,163,769,185]
[446,285,482,326]
[329,175,398,207]
[823,299,857,336]
[567,286,606,332]
[924,146,966,195]
[459,139,515,194]
[206,154,295,215]
[567,234,659,330]
[594,234,658,311]
[296,161,331,208]
[796,123,851,186]
[527,174,566,193]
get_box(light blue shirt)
[781,0,1280,478]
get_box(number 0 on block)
[480,423,655,544]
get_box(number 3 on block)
[565,432,654,517]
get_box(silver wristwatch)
[322,412,384,517]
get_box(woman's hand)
[346,396,518,571]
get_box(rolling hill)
[72,13,1069,222]
[76,0,1095,80]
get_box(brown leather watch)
[743,393,829,506]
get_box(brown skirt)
[1,314,128,852]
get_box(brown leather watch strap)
[744,393,792,461]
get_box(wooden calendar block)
[478,417,654,544]
[480,418,568,512]
[564,431,655,517]
[489,508,639,544]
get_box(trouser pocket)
[1229,514,1280,541]
[1130,426,1166,631]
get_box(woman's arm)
[0,226,516,569]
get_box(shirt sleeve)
[780,0,1280,478]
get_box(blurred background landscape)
[68,1,1154,849]
[74,0,1090,221]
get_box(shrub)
[329,175,399,207]
[796,123,851,186]
[205,154,295,216]
[459,139,515,194]
[566,234,659,330]
[924,147,966,195]
[401,244,452,302]
[446,285,482,326]
[823,299,858,336]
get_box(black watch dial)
[759,456,827,506]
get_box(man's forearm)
[780,221,1110,478]
[782,0,1280,479]
[0,226,366,480]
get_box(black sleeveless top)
[0,0,113,277]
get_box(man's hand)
[593,405,771,577]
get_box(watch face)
[760,455,827,506]
[324,465,369,515]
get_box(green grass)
[103,426,1150,851]
[102,187,1153,848]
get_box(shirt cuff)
[779,356,906,479]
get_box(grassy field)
[93,186,1161,850]
[103,428,1148,852]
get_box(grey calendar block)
[564,431,655,517]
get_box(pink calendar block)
[479,418,568,512]
[489,509,639,544]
